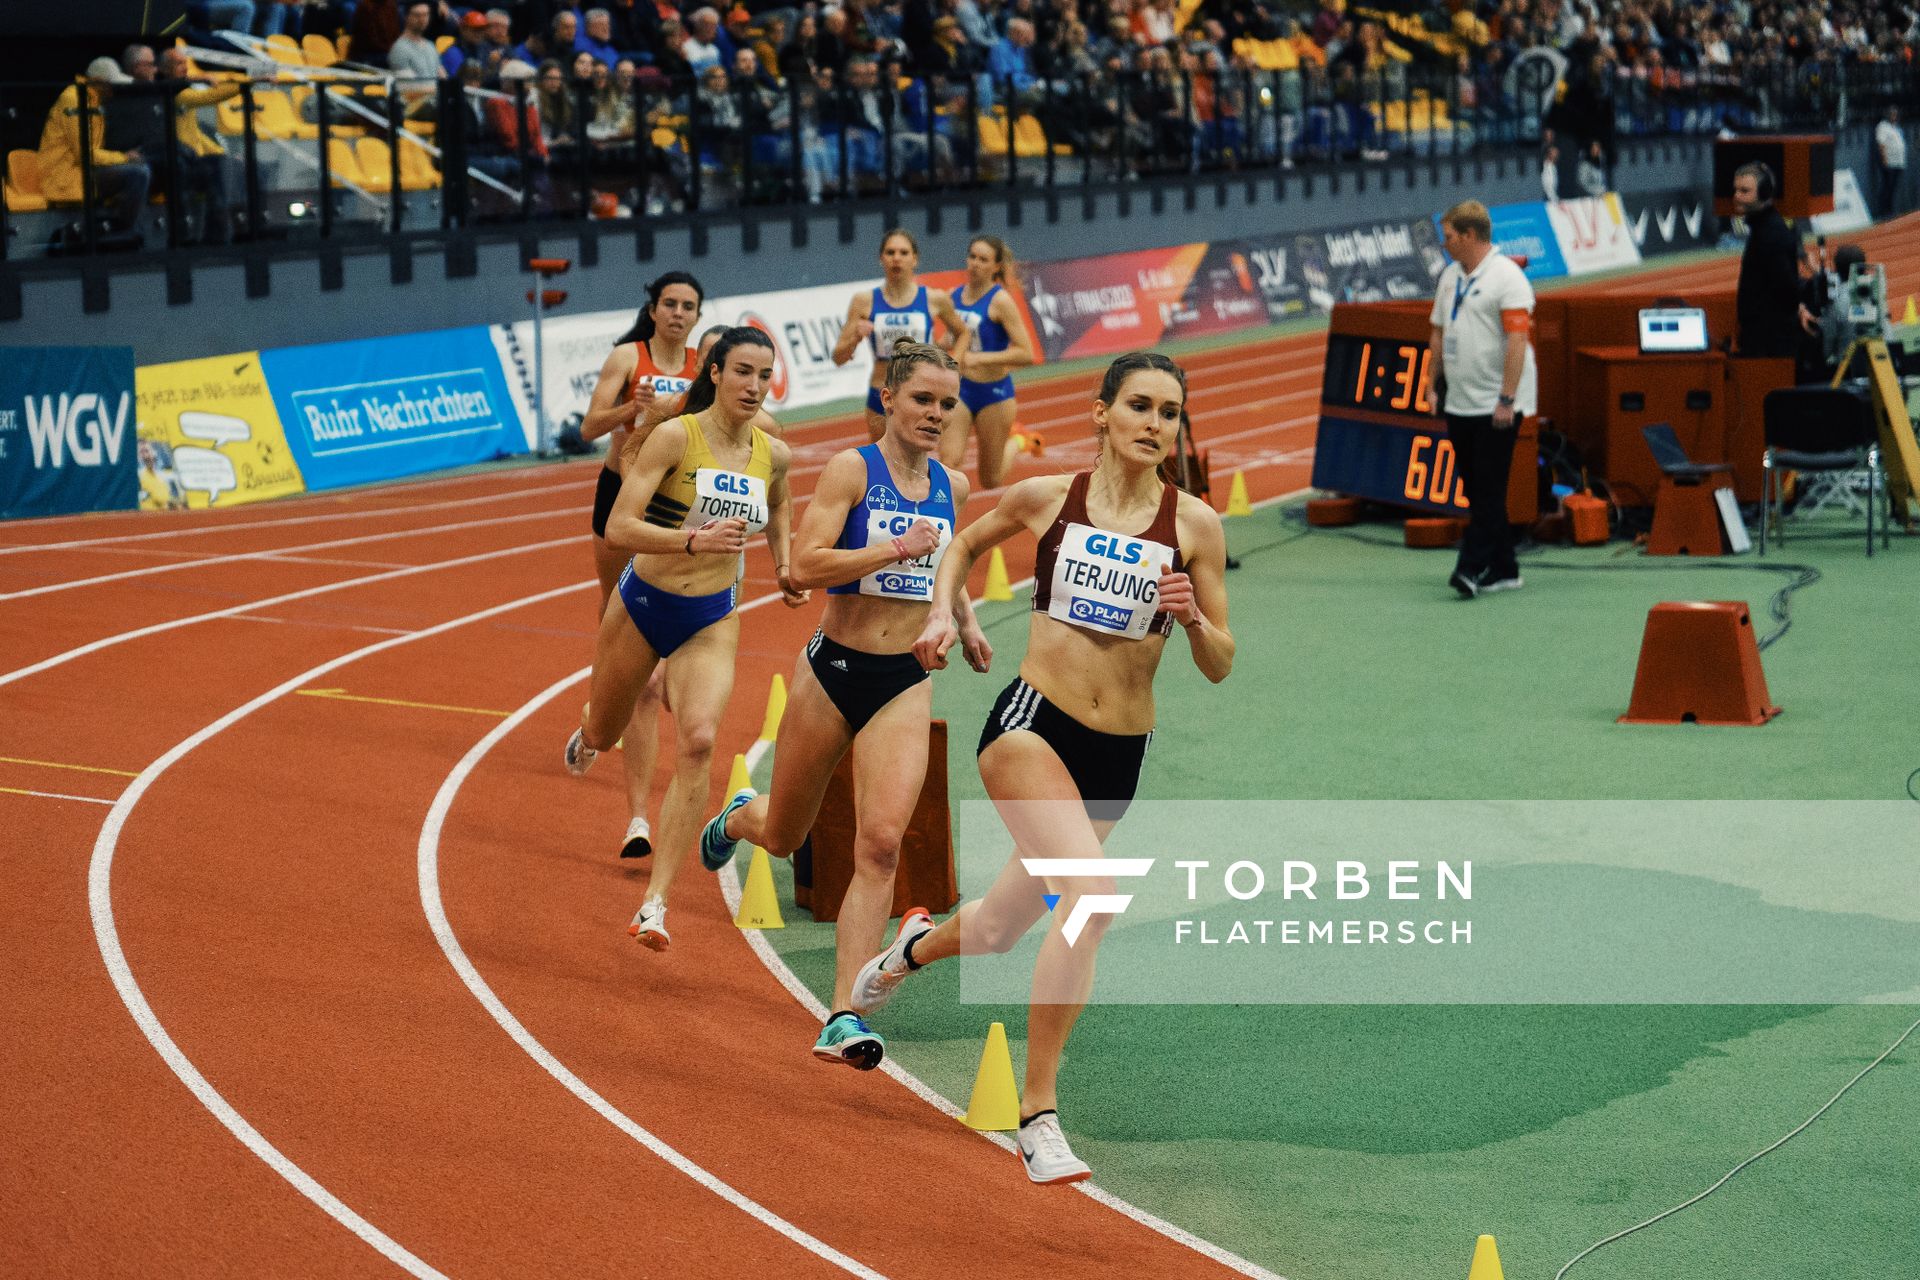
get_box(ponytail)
[614,270,706,347]
[682,326,775,416]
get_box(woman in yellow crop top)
[565,327,808,950]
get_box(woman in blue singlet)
[832,227,971,442]
[697,339,991,1071]
[854,351,1236,1186]
[943,236,1039,488]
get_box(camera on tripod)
[1842,262,1888,342]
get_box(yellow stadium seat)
[337,34,352,59]
[651,125,680,149]
[1013,114,1070,157]
[254,89,301,139]
[5,149,52,211]
[326,136,367,187]
[302,34,339,67]
[264,34,305,66]
[355,136,395,192]
[974,113,1010,155]
[396,137,441,189]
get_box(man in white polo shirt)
[1428,199,1537,598]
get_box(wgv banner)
[0,346,138,520]
[260,327,522,491]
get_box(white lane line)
[90,578,595,1280]
[229,615,416,636]
[718,486,1315,1280]
[1,506,582,602]
[0,476,589,558]
[0,535,578,689]
[0,786,117,806]
[416,663,887,1280]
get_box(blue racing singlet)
[951,283,1010,365]
[869,285,934,359]
[828,443,957,600]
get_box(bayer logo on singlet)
[865,485,900,511]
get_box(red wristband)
[891,536,909,561]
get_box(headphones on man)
[1752,162,1777,201]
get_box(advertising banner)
[491,309,636,450]
[1811,168,1872,235]
[1241,220,1448,319]
[134,351,306,510]
[1620,187,1715,256]
[1545,193,1642,274]
[259,327,523,491]
[700,279,882,411]
[0,346,138,521]
[1022,242,1267,361]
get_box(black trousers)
[1446,411,1521,580]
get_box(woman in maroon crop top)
[848,351,1236,1186]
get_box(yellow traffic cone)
[734,846,785,929]
[1904,294,1918,328]
[983,547,1014,602]
[759,673,787,743]
[726,752,751,797]
[1224,469,1253,517]
[1466,1234,1504,1280]
[962,1021,1021,1130]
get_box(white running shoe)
[850,907,933,1016]
[564,728,598,777]
[1016,1111,1092,1185]
[627,896,669,951]
[620,816,653,860]
[1478,574,1524,594]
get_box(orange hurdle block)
[1404,517,1465,548]
[1619,601,1781,725]
[1307,497,1361,526]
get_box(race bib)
[1046,522,1174,641]
[685,468,769,535]
[856,510,951,600]
[873,311,929,350]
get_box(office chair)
[1759,386,1886,557]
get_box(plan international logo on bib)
[1068,597,1134,631]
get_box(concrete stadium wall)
[3,128,1889,365]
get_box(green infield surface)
[751,503,1919,1280]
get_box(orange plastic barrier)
[1307,496,1361,526]
[794,719,959,922]
[1404,517,1465,548]
[1619,602,1781,725]
[1645,477,1732,556]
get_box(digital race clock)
[1310,303,1537,522]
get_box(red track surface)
[5,219,1914,1277]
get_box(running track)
[4,219,1914,1277]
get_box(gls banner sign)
[0,346,137,520]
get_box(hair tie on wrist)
[891,536,909,561]
[685,532,697,555]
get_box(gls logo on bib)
[688,468,769,533]
[857,510,951,599]
[1048,522,1173,641]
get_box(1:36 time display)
[1322,334,1435,415]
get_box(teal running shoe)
[699,788,755,872]
[812,1012,885,1071]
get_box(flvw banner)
[0,346,138,520]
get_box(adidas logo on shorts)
[831,659,849,670]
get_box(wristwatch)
[1496,394,1515,407]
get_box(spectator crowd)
[22,0,1918,238]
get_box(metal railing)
[1,56,1912,261]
